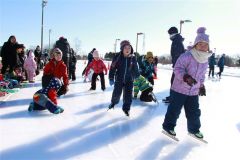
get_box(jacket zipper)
[123,58,128,83]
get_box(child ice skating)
[24,50,37,83]
[108,40,140,116]
[85,50,107,91]
[162,27,212,139]
[28,77,64,114]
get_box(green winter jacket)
[133,75,152,97]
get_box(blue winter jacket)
[218,56,225,68]
[87,53,94,65]
[208,54,216,67]
[109,53,140,83]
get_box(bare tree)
[74,38,81,55]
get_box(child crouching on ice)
[85,50,107,91]
[133,75,156,102]
[28,77,64,114]
[162,27,211,139]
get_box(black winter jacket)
[55,38,71,58]
[1,38,17,67]
[109,52,140,83]
[170,34,185,67]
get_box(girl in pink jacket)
[24,50,37,82]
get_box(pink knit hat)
[193,27,209,46]
[53,48,62,55]
[93,50,99,58]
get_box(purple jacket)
[171,51,208,96]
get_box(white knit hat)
[93,50,99,58]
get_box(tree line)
[1,46,240,67]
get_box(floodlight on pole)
[136,32,143,53]
[49,29,52,51]
[180,19,192,34]
[114,38,120,53]
[41,0,47,55]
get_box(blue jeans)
[162,90,201,134]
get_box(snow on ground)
[0,60,240,160]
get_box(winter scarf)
[191,48,212,63]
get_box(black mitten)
[183,74,197,86]
[199,85,206,96]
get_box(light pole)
[142,33,145,55]
[180,19,192,34]
[41,0,47,55]
[48,29,51,51]
[114,38,120,53]
[136,32,143,53]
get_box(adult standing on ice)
[108,40,140,116]
[217,54,225,79]
[208,53,216,78]
[163,27,185,103]
[162,27,212,139]
[55,37,71,77]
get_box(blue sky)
[1,0,240,56]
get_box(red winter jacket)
[85,59,107,76]
[43,59,69,87]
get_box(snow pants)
[208,66,215,77]
[140,87,153,102]
[33,93,59,113]
[162,90,201,134]
[91,72,105,90]
[26,70,35,81]
[111,81,133,112]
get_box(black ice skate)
[123,110,129,117]
[149,92,159,104]
[107,103,115,110]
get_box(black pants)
[140,87,153,102]
[91,72,105,90]
[217,67,224,77]
[164,72,175,100]
[69,65,76,80]
[111,81,133,112]
[208,66,215,77]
